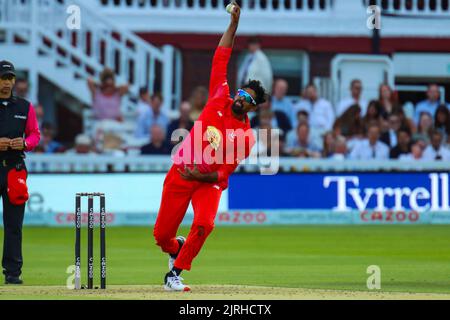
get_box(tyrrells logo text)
[324,174,449,212]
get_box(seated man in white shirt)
[349,123,389,160]
[336,79,368,117]
[293,83,335,132]
[422,130,450,161]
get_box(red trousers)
[153,165,222,271]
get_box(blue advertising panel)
[228,172,449,213]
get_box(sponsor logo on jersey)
[206,126,221,151]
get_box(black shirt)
[0,95,31,160]
[141,142,172,155]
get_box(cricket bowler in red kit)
[153,3,267,291]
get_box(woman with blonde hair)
[87,68,129,121]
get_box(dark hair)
[429,129,443,139]
[15,78,28,84]
[397,127,411,137]
[367,122,380,132]
[297,110,309,118]
[434,104,450,135]
[304,83,317,91]
[41,121,54,131]
[139,87,148,97]
[151,92,163,101]
[247,36,261,45]
[367,100,382,117]
[242,79,267,105]
[350,79,362,88]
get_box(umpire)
[0,61,40,284]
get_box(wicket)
[75,193,106,290]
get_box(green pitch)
[0,225,449,299]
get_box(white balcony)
[81,0,450,37]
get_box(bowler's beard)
[232,100,245,115]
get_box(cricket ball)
[226,3,235,14]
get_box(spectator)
[380,113,402,148]
[135,93,169,139]
[285,123,321,158]
[251,110,281,157]
[349,124,389,160]
[336,79,368,117]
[136,87,151,117]
[389,129,412,159]
[14,78,29,99]
[412,112,433,144]
[362,100,382,132]
[101,132,125,157]
[189,86,208,121]
[414,84,442,124]
[34,103,45,130]
[87,68,129,121]
[66,134,96,155]
[434,104,450,141]
[322,131,336,158]
[329,135,348,160]
[333,104,364,139]
[141,125,172,155]
[38,122,64,154]
[378,83,400,118]
[296,110,309,126]
[32,145,45,154]
[402,101,415,121]
[293,83,335,133]
[422,130,450,161]
[250,99,292,136]
[399,142,424,161]
[237,36,273,95]
[271,79,293,122]
[167,101,194,146]
[396,107,416,135]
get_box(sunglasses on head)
[237,89,256,106]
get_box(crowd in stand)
[19,63,450,161]
[249,81,450,161]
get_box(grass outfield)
[0,225,449,299]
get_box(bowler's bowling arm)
[218,2,240,48]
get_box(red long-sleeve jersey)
[172,46,255,189]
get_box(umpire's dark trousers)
[0,161,26,277]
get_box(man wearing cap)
[0,61,40,284]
